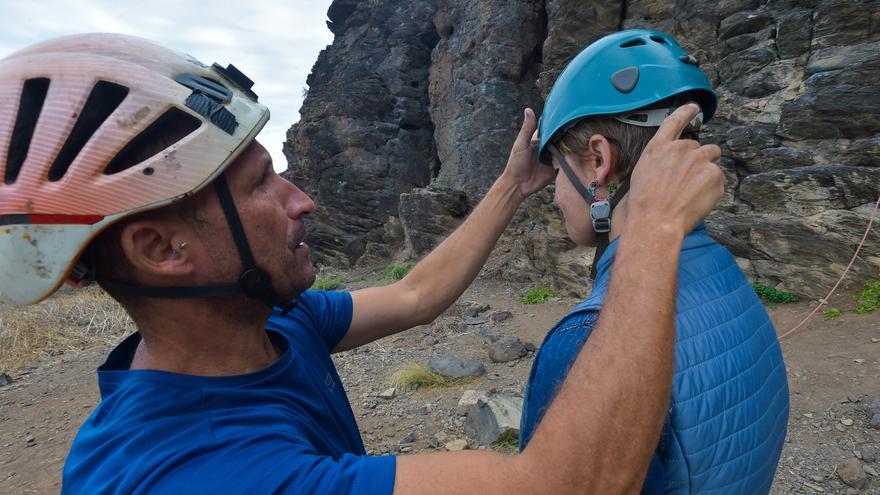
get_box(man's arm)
[335,109,554,352]
[393,104,725,494]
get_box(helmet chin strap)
[99,174,299,315]
[547,143,630,281]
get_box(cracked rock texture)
[285,0,880,297]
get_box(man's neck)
[129,299,279,377]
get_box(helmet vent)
[620,39,646,48]
[48,81,129,182]
[650,36,668,45]
[103,107,201,175]
[5,78,50,185]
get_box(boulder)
[464,395,523,446]
[427,356,485,378]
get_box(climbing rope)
[778,194,880,341]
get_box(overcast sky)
[0,0,335,172]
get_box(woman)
[520,30,789,494]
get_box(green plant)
[855,279,880,314]
[490,429,519,453]
[379,262,413,283]
[823,308,842,320]
[312,275,347,291]
[752,284,800,304]
[522,287,557,305]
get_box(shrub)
[823,308,842,320]
[522,287,557,305]
[752,284,800,304]
[389,363,470,390]
[312,275,347,291]
[855,279,880,314]
[379,262,414,283]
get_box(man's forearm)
[400,173,523,323]
[519,220,681,493]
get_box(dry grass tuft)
[0,286,133,373]
[390,362,477,390]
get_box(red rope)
[778,195,880,341]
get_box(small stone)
[445,439,468,451]
[378,387,396,399]
[488,336,528,363]
[0,373,11,386]
[860,445,878,463]
[847,395,861,403]
[464,395,522,446]
[399,431,417,445]
[809,475,825,482]
[853,359,865,364]
[870,414,880,429]
[803,412,814,418]
[433,431,448,444]
[399,446,413,453]
[834,423,846,432]
[864,464,878,477]
[490,311,513,323]
[465,316,489,325]
[867,400,880,416]
[802,481,824,492]
[507,361,516,367]
[841,418,854,426]
[837,458,868,489]
[428,356,485,378]
[871,338,879,343]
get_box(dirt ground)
[0,278,877,494]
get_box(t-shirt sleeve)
[292,289,354,351]
[140,445,397,495]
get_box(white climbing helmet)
[0,33,269,307]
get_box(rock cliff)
[285,0,880,297]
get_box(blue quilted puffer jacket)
[520,226,789,494]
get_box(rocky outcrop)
[286,0,880,297]
[282,0,439,266]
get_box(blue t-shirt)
[62,290,396,495]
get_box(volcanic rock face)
[286,0,880,297]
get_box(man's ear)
[118,219,195,279]
[588,134,616,186]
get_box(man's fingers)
[514,108,538,150]
[699,144,722,164]
[653,103,700,143]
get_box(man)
[0,34,723,494]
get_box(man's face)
[189,140,316,300]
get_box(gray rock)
[0,373,11,386]
[866,399,880,416]
[428,356,485,378]
[837,458,868,489]
[776,10,813,59]
[464,395,522,446]
[860,445,878,463]
[488,336,528,363]
[444,439,469,451]
[457,390,488,416]
[399,431,417,445]
[870,413,880,430]
[399,184,471,257]
[378,387,396,399]
[490,310,513,323]
[465,315,489,326]
[719,11,774,41]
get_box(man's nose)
[286,182,315,219]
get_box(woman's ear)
[588,134,616,185]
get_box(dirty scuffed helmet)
[0,33,269,306]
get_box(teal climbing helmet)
[538,29,717,163]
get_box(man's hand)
[627,103,724,236]
[502,108,557,199]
